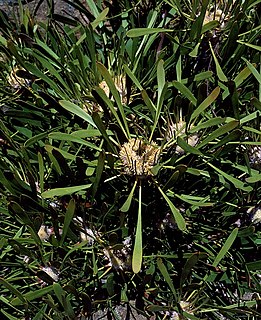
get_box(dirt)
[0,0,85,22]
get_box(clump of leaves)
[0,0,260,319]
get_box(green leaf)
[201,20,219,34]
[157,258,177,299]
[92,151,105,197]
[91,7,109,30]
[96,62,130,138]
[180,253,207,286]
[210,129,241,150]
[24,131,49,147]
[123,64,143,90]
[120,180,137,212]
[141,89,156,119]
[60,199,75,245]
[42,184,92,198]
[190,118,225,133]
[59,100,96,128]
[150,60,167,140]
[0,278,27,306]
[206,162,252,192]
[0,296,24,316]
[94,86,128,138]
[132,185,143,273]
[53,283,75,317]
[53,283,65,307]
[191,87,220,121]
[1,309,21,320]
[92,113,116,153]
[24,63,65,97]
[175,193,214,207]
[48,132,101,151]
[127,28,173,37]
[35,38,60,61]
[237,40,261,52]
[31,305,48,320]
[246,260,261,271]
[0,35,7,46]
[223,65,254,99]
[209,41,228,82]
[246,173,261,183]
[38,152,44,194]
[197,120,239,148]
[172,81,197,106]
[86,0,100,18]
[176,136,202,155]
[157,186,187,232]
[12,286,53,306]
[242,58,261,87]
[8,201,32,226]
[213,228,238,267]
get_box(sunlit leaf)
[132,185,143,273]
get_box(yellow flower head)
[119,138,160,177]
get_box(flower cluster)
[119,138,160,177]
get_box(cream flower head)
[119,138,160,177]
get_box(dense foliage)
[0,0,260,319]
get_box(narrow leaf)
[172,81,197,106]
[120,180,137,212]
[132,185,143,273]
[12,286,53,306]
[213,228,238,267]
[157,186,187,232]
[91,7,109,30]
[59,100,96,128]
[191,87,220,120]
[207,162,252,192]
[197,120,239,148]
[157,258,177,299]
[48,132,101,151]
[209,41,228,82]
[96,62,130,138]
[42,184,92,198]
[127,28,173,37]
[60,199,75,245]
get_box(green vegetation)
[0,0,260,319]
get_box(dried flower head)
[119,138,160,176]
[166,120,199,155]
[38,225,54,241]
[7,67,30,90]
[249,146,261,169]
[99,75,127,104]
[247,206,261,225]
[203,8,225,27]
[42,266,59,282]
[203,1,234,29]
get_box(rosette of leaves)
[0,0,260,319]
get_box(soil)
[0,0,85,22]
